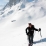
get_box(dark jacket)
[26,25,39,36]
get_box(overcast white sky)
[0,0,9,9]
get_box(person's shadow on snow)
[34,38,46,44]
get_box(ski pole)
[40,30,42,37]
[39,28,42,37]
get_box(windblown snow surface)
[0,0,46,46]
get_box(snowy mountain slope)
[0,0,46,21]
[0,0,46,46]
[2,0,21,10]
[3,0,34,10]
[0,15,46,46]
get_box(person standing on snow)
[25,23,41,46]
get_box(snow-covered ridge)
[0,0,46,46]
[0,0,46,25]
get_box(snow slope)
[0,0,46,46]
[0,15,46,46]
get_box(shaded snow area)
[0,0,46,46]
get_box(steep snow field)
[0,16,46,46]
[0,0,46,46]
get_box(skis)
[39,28,42,37]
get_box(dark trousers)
[28,35,33,44]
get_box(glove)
[39,28,41,31]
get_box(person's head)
[28,23,32,28]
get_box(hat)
[28,23,32,25]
